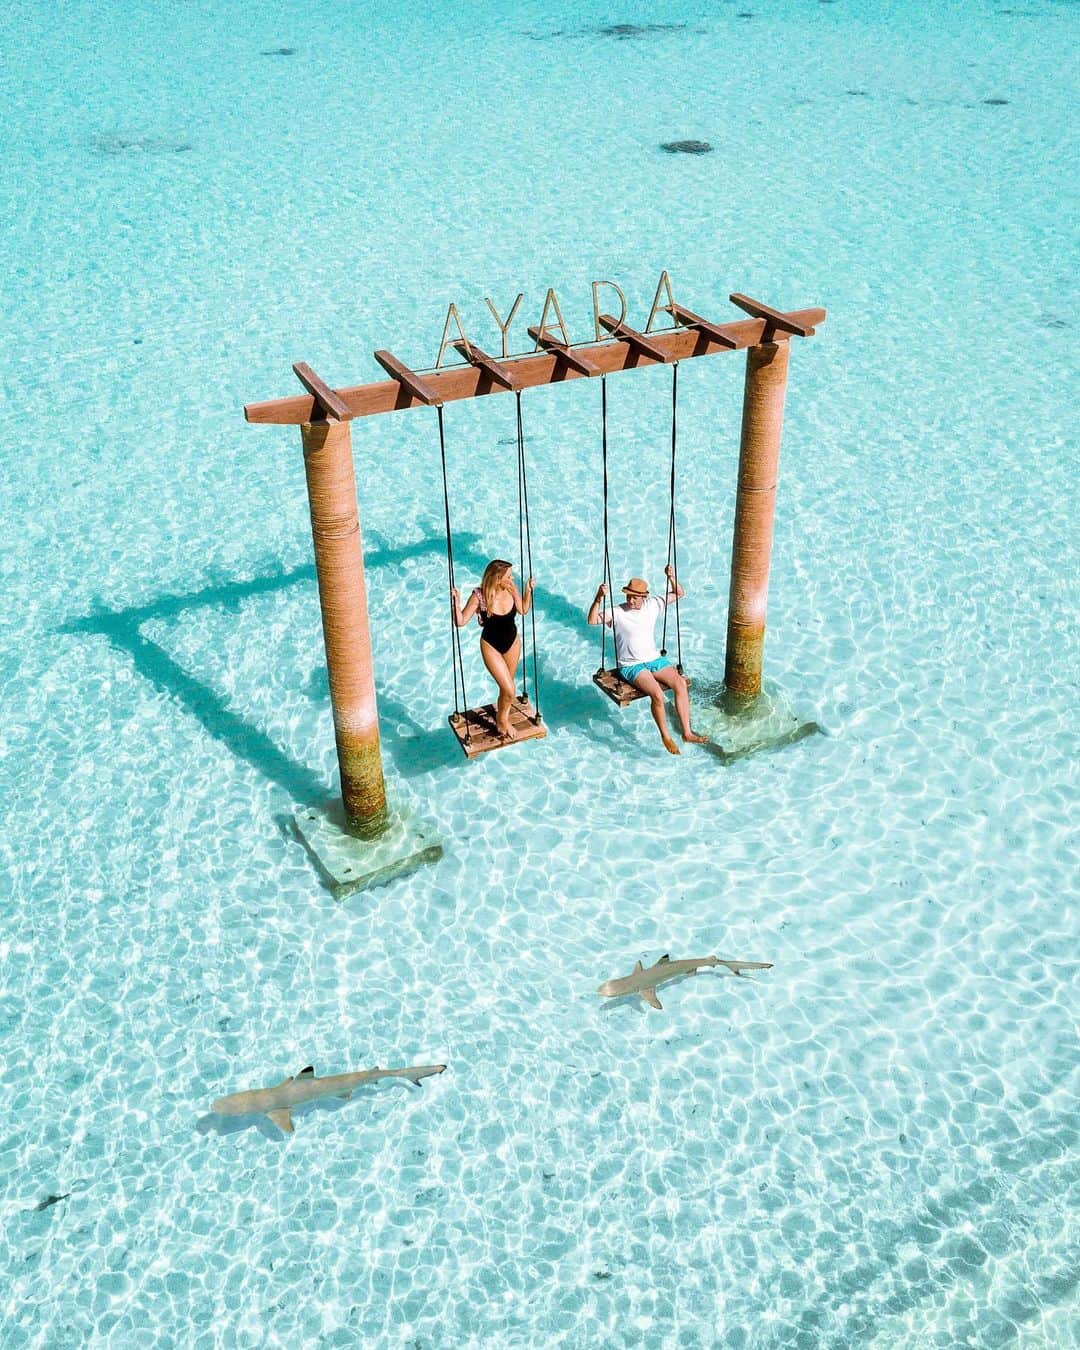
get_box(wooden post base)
[696,683,821,764]
[294,795,442,897]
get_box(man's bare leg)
[655,666,707,743]
[632,670,680,755]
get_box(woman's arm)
[514,578,535,616]
[587,582,608,626]
[452,587,480,627]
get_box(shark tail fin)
[407,1065,447,1088]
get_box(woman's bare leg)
[481,639,518,736]
[499,637,522,737]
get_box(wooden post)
[724,340,791,701]
[300,418,387,836]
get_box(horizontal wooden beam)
[667,302,738,348]
[527,326,603,376]
[291,362,353,421]
[729,293,815,338]
[372,349,442,406]
[245,306,826,425]
[452,340,520,390]
[596,314,668,362]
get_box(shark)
[597,954,772,1010]
[211,1063,446,1134]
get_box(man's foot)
[497,720,517,740]
[682,730,708,744]
[661,734,681,756]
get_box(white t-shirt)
[602,595,668,666]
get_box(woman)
[453,559,535,739]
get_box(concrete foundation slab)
[294,796,442,898]
[695,681,822,764]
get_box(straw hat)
[622,577,650,596]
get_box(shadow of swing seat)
[448,697,546,758]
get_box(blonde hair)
[480,559,513,615]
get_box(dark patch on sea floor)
[661,140,713,155]
[824,89,1017,109]
[29,1193,70,1212]
[262,46,297,55]
[592,22,689,38]
[92,135,192,155]
[523,22,702,40]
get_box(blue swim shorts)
[619,656,673,684]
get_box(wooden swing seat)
[593,667,691,708]
[448,697,547,759]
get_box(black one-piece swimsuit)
[478,598,517,655]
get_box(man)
[587,566,707,755]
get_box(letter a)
[533,288,571,350]
[592,280,628,342]
[645,270,679,332]
[435,303,473,368]
[485,294,523,359]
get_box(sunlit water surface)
[1,1,1077,1346]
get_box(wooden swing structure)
[244,291,825,837]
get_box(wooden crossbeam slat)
[246,307,826,424]
[373,349,443,406]
[597,314,668,362]
[728,294,815,338]
[527,326,602,376]
[452,340,521,390]
[667,302,738,348]
[292,362,353,421]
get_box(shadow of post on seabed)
[56,528,640,802]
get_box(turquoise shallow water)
[2,1,1078,1345]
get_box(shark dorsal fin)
[633,961,643,973]
[658,954,671,964]
[297,1066,315,1078]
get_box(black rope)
[437,405,470,740]
[660,362,684,672]
[515,392,541,723]
[516,393,526,703]
[599,376,616,674]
